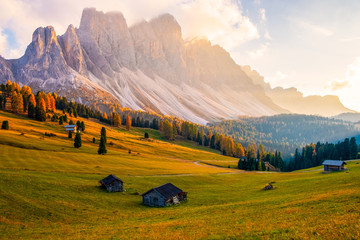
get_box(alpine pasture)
[0,111,359,239]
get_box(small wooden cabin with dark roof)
[142,183,187,207]
[99,174,123,192]
[64,125,77,132]
[322,160,346,172]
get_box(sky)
[0,0,360,112]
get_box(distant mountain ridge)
[240,66,355,117]
[0,8,353,123]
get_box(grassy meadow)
[0,110,359,239]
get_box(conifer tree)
[68,131,72,139]
[80,121,85,132]
[98,134,107,155]
[74,132,81,148]
[349,137,358,160]
[101,127,107,143]
[59,116,64,125]
[35,105,46,122]
[144,132,149,139]
[28,102,35,119]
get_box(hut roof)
[100,174,123,186]
[142,183,183,199]
[322,160,346,166]
[64,125,77,128]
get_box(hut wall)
[105,181,123,192]
[143,191,167,207]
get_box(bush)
[45,132,56,137]
[92,137,95,143]
[1,120,9,130]
[144,132,149,139]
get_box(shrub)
[144,132,149,139]
[1,120,9,130]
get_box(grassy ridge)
[0,111,359,239]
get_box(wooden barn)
[64,125,77,132]
[99,174,123,192]
[142,183,187,207]
[322,160,346,172]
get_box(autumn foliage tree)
[126,115,131,130]
[113,113,121,127]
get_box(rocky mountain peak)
[58,24,85,73]
[31,26,59,58]
[77,7,136,72]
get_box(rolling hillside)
[208,114,360,158]
[0,110,360,239]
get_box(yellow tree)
[29,94,36,107]
[103,112,108,120]
[21,86,32,96]
[49,96,56,112]
[126,115,131,130]
[47,93,52,110]
[163,119,173,140]
[39,98,46,113]
[11,91,20,112]
[113,113,121,127]
[235,143,245,158]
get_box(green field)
[0,111,359,239]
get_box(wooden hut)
[64,125,77,132]
[322,160,346,172]
[99,174,123,192]
[142,183,187,207]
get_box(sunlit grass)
[0,110,359,239]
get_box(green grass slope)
[0,111,359,239]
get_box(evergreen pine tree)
[59,116,64,125]
[144,132,149,139]
[74,132,81,148]
[68,131,72,139]
[81,121,85,132]
[101,127,107,143]
[349,137,358,160]
[28,102,35,119]
[98,134,107,155]
[92,137,95,143]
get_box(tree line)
[286,137,359,171]
[207,114,360,159]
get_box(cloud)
[325,80,349,91]
[294,19,333,37]
[339,36,360,42]
[0,0,260,59]
[259,8,266,23]
[246,42,270,59]
[325,57,360,111]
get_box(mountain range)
[0,8,354,124]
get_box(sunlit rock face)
[0,8,352,123]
